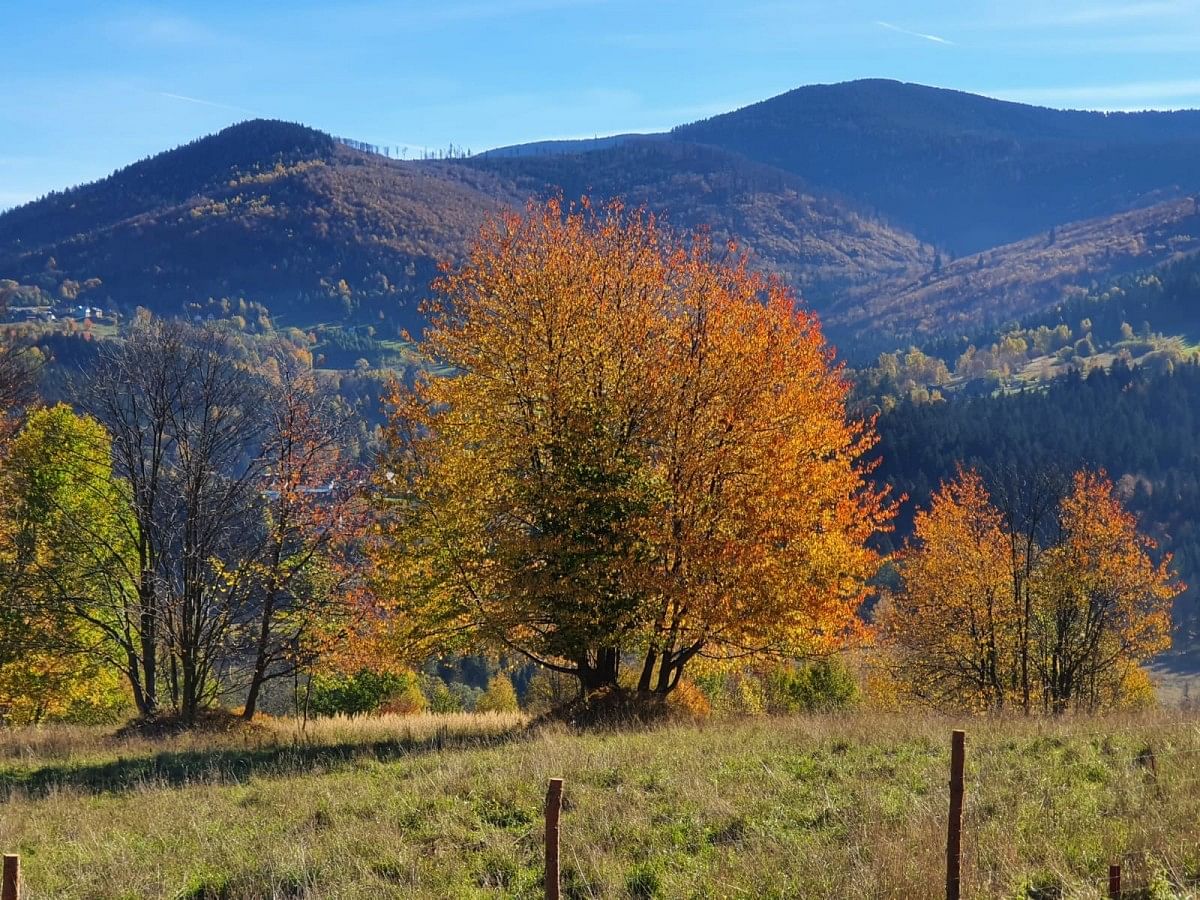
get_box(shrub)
[764,659,859,713]
[308,670,424,718]
[695,660,859,716]
[421,676,463,713]
[476,675,519,713]
[666,678,711,720]
[379,677,428,715]
[695,671,766,716]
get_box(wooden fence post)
[545,777,564,900]
[1108,863,1121,899]
[946,730,965,900]
[2,854,18,900]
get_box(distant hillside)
[0,121,519,335]
[8,81,1200,344]
[0,120,338,249]
[828,196,1200,340]
[673,79,1200,253]
[0,121,936,332]
[476,133,664,158]
[466,139,935,306]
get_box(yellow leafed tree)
[1034,471,1176,712]
[372,197,894,702]
[877,469,1016,710]
[878,467,1181,713]
[0,404,132,724]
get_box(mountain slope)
[0,120,339,251]
[673,79,1200,253]
[828,196,1200,340]
[7,81,1200,344]
[0,121,937,330]
[0,121,520,333]
[466,139,935,306]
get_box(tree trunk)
[138,581,158,716]
[242,592,277,721]
[125,648,147,716]
[576,647,620,694]
[180,644,199,724]
[637,648,658,692]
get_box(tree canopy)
[878,468,1180,713]
[373,198,893,703]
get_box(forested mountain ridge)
[673,79,1200,253]
[0,120,339,250]
[465,140,936,307]
[0,120,521,335]
[0,119,936,333]
[829,195,1200,342]
[5,81,1200,344]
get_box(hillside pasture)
[2,712,1200,897]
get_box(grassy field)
[2,712,1200,898]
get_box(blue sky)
[4,0,1200,210]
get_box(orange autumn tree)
[876,469,1015,710]
[373,198,893,701]
[1034,471,1177,712]
[878,468,1180,713]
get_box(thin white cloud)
[987,78,1200,107]
[156,92,259,116]
[875,20,954,45]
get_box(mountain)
[0,120,520,335]
[826,196,1200,341]
[479,133,663,157]
[673,79,1200,254]
[0,119,935,334]
[465,139,935,307]
[6,80,1200,346]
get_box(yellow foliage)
[0,644,129,725]
[0,405,134,724]
[380,678,428,716]
[878,468,1181,714]
[476,675,519,714]
[1107,664,1156,711]
[373,197,894,696]
[666,678,711,720]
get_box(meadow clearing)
[1,711,1200,898]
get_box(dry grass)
[0,711,526,763]
[2,711,1200,897]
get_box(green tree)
[308,669,422,718]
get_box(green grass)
[2,712,1200,897]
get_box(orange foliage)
[373,197,893,696]
[879,468,1181,713]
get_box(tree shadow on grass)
[0,728,526,800]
